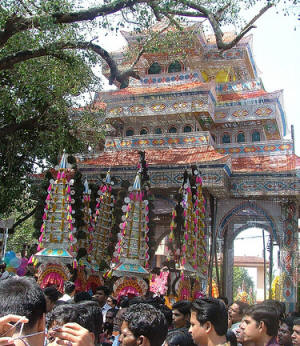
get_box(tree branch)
[209,2,273,50]
[0,102,51,137]
[11,205,38,231]
[0,0,148,48]
[0,40,142,87]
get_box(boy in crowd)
[239,304,279,346]
[120,303,168,346]
[189,297,228,346]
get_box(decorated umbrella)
[77,178,93,261]
[169,168,207,278]
[90,171,114,271]
[112,172,150,278]
[31,151,77,291]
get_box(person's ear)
[89,332,95,343]
[137,335,150,346]
[204,321,212,334]
[258,321,265,333]
[37,313,46,332]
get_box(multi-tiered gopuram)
[77,24,299,309]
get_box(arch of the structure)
[217,201,280,302]
[218,201,279,243]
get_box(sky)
[251,6,300,153]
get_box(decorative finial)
[132,173,141,191]
[105,171,111,184]
[84,178,89,193]
[59,150,67,170]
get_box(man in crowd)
[0,276,46,346]
[119,303,168,346]
[171,300,192,332]
[189,297,228,346]
[239,304,279,346]
[94,285,111,322]
[229,301,250,333]
[278,317,294,346]
[59,280,75,302]
[0,276,94,346]
[292,319,300,346]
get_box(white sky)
[252,6,300,153]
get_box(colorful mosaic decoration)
[105,133,209,150]
[281,201,298,311]
[112,172,149,277]
[169,168,207,278]
[78,178,94,266]
[34,151,77,265]
[91,171,114,268]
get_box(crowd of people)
[0,276,299,346]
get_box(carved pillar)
[223,225,234,303]
[280,200,298,312]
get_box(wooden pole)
[262,229,266,301]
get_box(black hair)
[294,318,300,326]
[191,298,228,336]
[0,276,46,331]
[64,281,75,295]
[74,291,92,303]
[128,296,145,306]
[124,303,168,346]
[95,285,110,296]
[43,286,61,303]
[233,301,250,315]
[263,300,285,320]
[172,300,192,316]
[245,304,279,337]
[165,331,194,346]
[78,301,103,340]
[218,296,228,306]
[47,303,102,339]
[226,330,237,346]
[119,296,129,308]
[108,296,117,305]
[280,316,294,333]
[158,304,173,328]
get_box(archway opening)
[232,227,279,303]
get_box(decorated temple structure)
[77,23,299,309]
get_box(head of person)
[107,296,117,309]
[172,300,192,329]
[120,303,168,346]
[226,330,237,346]
[278,317,294,346]
[263,300,286,320]
[158,304,173,329]
[78,301,103,341]
[164,331,193,346]
[46,304,98,344]
[74,291,92,303]
[0,276,46,344]
[64,281,75,297]
[43,286,61,312]
[189,297,228,346]
[94,286,110,306]
[229,301,250,325]
[218,296,229,308]
[240,304,279,343]
[292,318,300,346]
[105,309,115,325]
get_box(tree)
[0,0,296,218]
[233,267,255,302]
